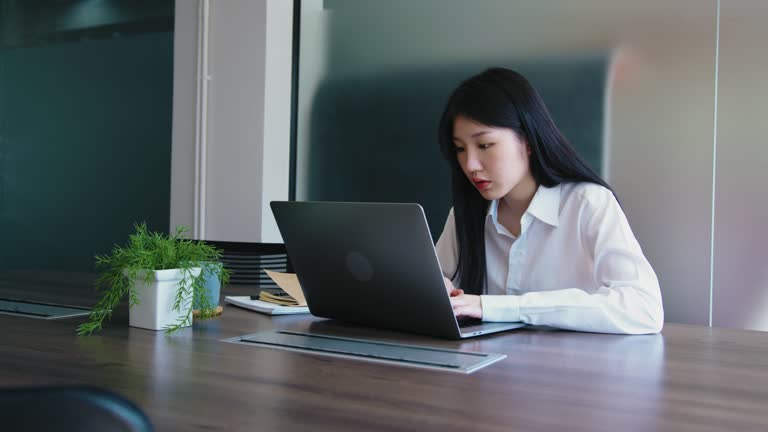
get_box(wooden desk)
[1,280,768,431]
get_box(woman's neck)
[497,176,538,237]
[500,175,538,216]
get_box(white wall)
[170,0,292,243]
[713,0,768,330]
[169,1,198,233]
[261,0,294,243]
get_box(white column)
[170,0,293,242]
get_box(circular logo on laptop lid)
[345,251,374,282]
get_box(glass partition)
[296,0,717,325]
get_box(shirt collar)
[486,184,561,228]
[527,184,561,227]
[487,199,499,222]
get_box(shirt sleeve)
[483,189,664,334]
[435,208,459,283]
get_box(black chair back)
[0,386,153,432]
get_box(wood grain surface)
[1,273,767,431]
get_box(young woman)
[436,67,663,334]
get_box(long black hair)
[438,67,612,295]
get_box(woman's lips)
[473,180,491,190]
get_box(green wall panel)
[0,32,173,271]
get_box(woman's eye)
[478,143,494,149]
[454,147,465,153]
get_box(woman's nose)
[464,152,482,173]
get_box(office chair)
[200,241,292,287]
[0,385,154,432]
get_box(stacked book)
[258,288,302,306]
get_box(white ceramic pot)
[129,268,201,331]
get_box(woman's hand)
[443,277,483,319]
[443,277,463,297]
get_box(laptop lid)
[270,201,523,339]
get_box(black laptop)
[270,201,525,339]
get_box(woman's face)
[452,115,534,201]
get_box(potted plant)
[77,223,231,336]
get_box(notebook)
[270,201,525,339]
[224,296,309,315]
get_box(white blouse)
[435,182,664,334]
